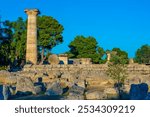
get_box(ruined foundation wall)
[0,64,150,88]
[23,64,150,75]
[21,64,150,86]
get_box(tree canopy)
[134,44,150,64]
[106,48,128,99]
[0,20,13,65]
[37,16,64,62]
[10,17,27,63]
[0,15,64,66]
[0,14,149,67]
[109,48,129,64]
[68,36,105,63]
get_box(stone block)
[48,54,59,65]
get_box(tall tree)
[0,20,13,65]
[68,36,105,63]
[3,15,64,65]
[10,17,27,64]
[37,16,64,63]
[134,44,150,64]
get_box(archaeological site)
[0,9,150,100]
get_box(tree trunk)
[117,80,121,99]
[41,47,44,64]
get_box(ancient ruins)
[25,9,39,65]
[0,9,150,100]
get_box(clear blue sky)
[0,0,150,58]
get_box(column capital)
[24,9,39,16]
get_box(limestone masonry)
[25,9,39,64]
[0,64,150,99]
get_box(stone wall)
[0,64,149,86]
[0,64,150,99]
[20,64,150,88]
[23,64,150,75]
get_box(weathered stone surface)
[75,80,85,88]
[106,52,111,62]
[104,88,118,99]
[66,85,85,100]
[9,86,16,95]
[67,92,84,100]
[127,75,142,85]
[129,58,134,64]
[69,85,85,95]
[72,59,81,64]
[6,75,17,84]
[0,71,17,84]
[85,90,106,100]
[21,64,150,81]
[0,64,150,100]
[58,54,68,64]
[2,85,11,100]
[48,54,59,65]
[0,70,11,84]
[86,77,113,90]
[80,58,92,64]
[16,77,36,94]
[0,85,11,100]
[129,83,148,100]
[61,72,71,79]
[25,9,39,65]
[41,76,51,83]
[46,81,63,96]
[34,85,42,94]
[123,85,130,93]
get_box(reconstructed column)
[25,9,39,64]
[129,58,134,64]
[106,53,111,62]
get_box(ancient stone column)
[129,58,134,64]
[106,51,117,63]
[106,53,111,62]
[25,9,39,64]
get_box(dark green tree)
[37,16,64,63]
[10,17,27,64]
[134,44,150,64]
[0,40,11,66]
[3,15,64,65]
[68,36,105,63]
[109,48,128,64]
[0,20,13,66]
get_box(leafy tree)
[106,48,128,99]
[0,40,11,65]
[109,48,128,64]
[107,63,127,99]
[10,17,27,64]
[68,36,105,63]
[37,16,64,63]
[2,15,64,65]
[0,20,13,66]
[134,44,150,64]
